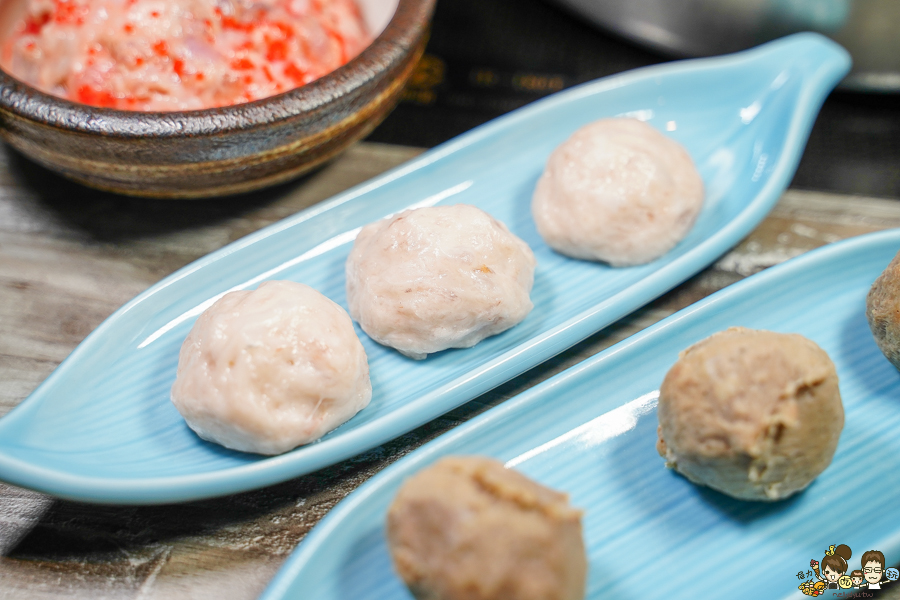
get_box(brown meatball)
[657,327,843,501]
[867,251,900,370]
[386,456,587,600]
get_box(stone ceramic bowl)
[0,0,434,198]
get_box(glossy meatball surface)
[346,204,536,359]
[171,280,371,455]
[532,118,704,266]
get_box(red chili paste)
[2,0,372,111]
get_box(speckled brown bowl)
[0,0,434,199]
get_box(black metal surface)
[368,0,900,200]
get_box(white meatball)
[170,280,371,455]
[346,204,536,360]
[532,118,704,266]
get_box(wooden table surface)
[2,141,900,599]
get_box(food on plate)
[799,579,826,596]
[2,0,371,111]
[866,250,900,370]
[532,118,704,266]
[656,327,843,501]
[386,456,587,600]
[170,280,371,455]
[346,204,536,359]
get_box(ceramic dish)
[0,34,849,504]
[261,228,900,600]
[0,0,434,198]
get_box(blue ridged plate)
[262,229,900,600]
[0,34,850,504]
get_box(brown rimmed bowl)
[0,0,434,199]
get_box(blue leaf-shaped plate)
[262,229,900,600]
[0,34,850,504]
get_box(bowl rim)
[0,0,433,138]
